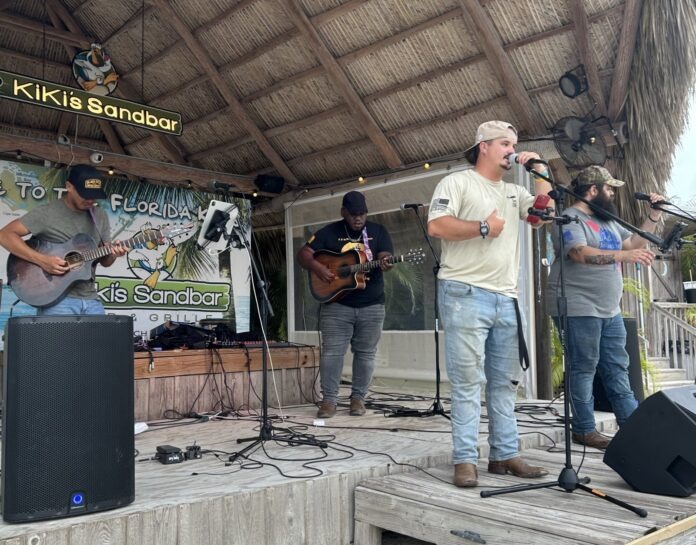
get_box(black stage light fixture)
[559,64,588,99]
[254,174,285,194]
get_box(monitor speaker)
[1,315,135,522]
[604,385,696,497]
[254,174,285,194]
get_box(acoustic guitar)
[7,224,191,308]
[309,248,425,303]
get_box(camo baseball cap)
[572,165,625,188]
[464,120,518,152]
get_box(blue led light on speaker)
[70,492,85,506]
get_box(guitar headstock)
[152,223,194,243]
[404,248,426,264]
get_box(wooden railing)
[647,303,696,380]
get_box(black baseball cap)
[342,191,368,214]
[67,164,107,199]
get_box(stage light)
[358,176,366,184]
[15,150,21,160]
[423,162,431,170]
[559,65,588,99]
[107,166,115,175]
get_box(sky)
[667,93,696,207]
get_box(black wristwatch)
[479,220,490,239]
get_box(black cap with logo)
[68,164,107,200]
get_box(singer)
[296,191,394,419]
[0,164,128,315]
[545,165,665,450]
[427,120,552,488]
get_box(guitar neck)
[350,254,403,273]
[82,230,161,263]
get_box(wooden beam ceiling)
[568,0,607,114]
[0,133,256,192]
[608,0,642,120]
[457,0,545,135]
[281,0,402,169]
[150,0,299,186]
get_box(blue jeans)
[562,314,638,434]
[37,297,105,316]
[439,280,524,465]
[319,302,385,404]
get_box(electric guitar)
[309,248,425,303]
[7,224,192,308]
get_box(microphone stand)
[480,165,647,518]
[388,206,449,419]
[223,216,325,463]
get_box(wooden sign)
[0,70,182,135]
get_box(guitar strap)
[88,206,106,245]
[513,299,530,371]
[360,228,373,260]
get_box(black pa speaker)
[1,315,135,522]
[593,317,645,410]
[254,174,285,194]
[603,385,696,497]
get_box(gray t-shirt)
[20,200,111,299]
[546,208,631,318]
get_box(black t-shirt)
[307,220,394,307]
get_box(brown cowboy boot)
[572,430,611,449]
[453,463,478,487]
[349,398,366,416]
[488,457,548,478]
[316,401,336,418]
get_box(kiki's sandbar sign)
[0,70,182,135]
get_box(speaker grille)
[2,316,135,521]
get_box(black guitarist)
[297,190,393,419]
[0,164,127,315]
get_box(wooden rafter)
[150,0,299,186]
[0,121,106,149]
[568,0,607,114]
[0,11,89,48]
[0,133,256,192]
[120,0,262,80]
[457,0,545,135]
[608,0,642,120]
[310,0,369,27]
[281,0,402,169]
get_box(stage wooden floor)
[0,389,691,545]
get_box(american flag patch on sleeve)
[430,198,450,213]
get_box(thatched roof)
[1,0,695,221]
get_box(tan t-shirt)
[428,169,535,297]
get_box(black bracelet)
[647,215,659,223]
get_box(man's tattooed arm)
[569,245,617,265]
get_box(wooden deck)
[0,391,689,545]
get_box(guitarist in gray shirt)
[0,164,126,315]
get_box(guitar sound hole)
[336,265,351,278]
[65,252,85,270]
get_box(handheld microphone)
[526,194,552,225]
[400,203,425,210]
[634,192,673,206]
[506,153,548,167]
[658,221,687,252]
